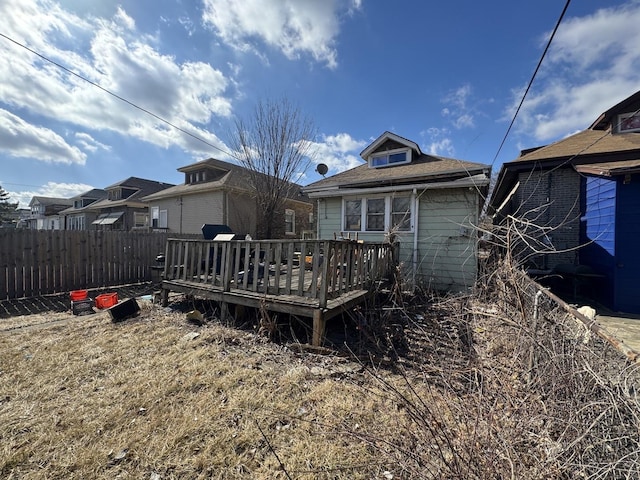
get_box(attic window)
[619,112,640,133]
[369,148,410,168]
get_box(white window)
[151,207,168,229]
[344,199,362,231]
[285,209,295,235]
[391,197,411,231]
[366,198,385,231]
[343,195,413,232]
[369,148,410,168]
[68,215,85,230]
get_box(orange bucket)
[70,290,88,301]
[95,293,118,309]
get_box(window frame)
[284,208,296,235]
[618,112,640,133]
[134,212,149,229]
[342,195,413,233]
[151,207,168,229]
[368,148,411,168]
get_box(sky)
[1,0,640,208]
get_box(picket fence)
[0,229,173,300]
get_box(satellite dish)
[316,163,328,176]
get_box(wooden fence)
[0,230,172,300]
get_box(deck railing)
[162,238,393,307]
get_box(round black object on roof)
[316,163,328,176]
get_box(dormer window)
[619,112,640,133]
[187,170,208,184]
[108,189,121,200]
[369,148,410,168]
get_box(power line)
[0,32,239,161]
[490,0,572,167]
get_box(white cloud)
[0,109,86,164]
[441,84,476,129]
[74,132,111,153]
[421,127,455,157]
[0,0,235,161]
[201,0,361,69]
[8,181,94,208]
[514,2,640,142]
[310,133,366,174]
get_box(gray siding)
[149,191,224,235]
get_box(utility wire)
[0,32,239,161]
[491,0,572,167]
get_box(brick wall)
[514,167,581,269]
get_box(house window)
[285,209,295,235]
[391,197,411,231]
[68,215,85,230]
[343,196,413,232]
[619,112,640,133]
[344,199,362,231]
[366,198,385,231]
[108,189,121,200]
[151,207,168,228]
[369,148,410,168]
[134,212,148,228]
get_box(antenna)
[316,163,328,177]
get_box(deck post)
[160,287,169,307]
[312,309,325,346]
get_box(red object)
[95,293,118,309]
[70,290,88,301]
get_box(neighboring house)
[24,196,73,230]
[85,177,174,231]
[59,189,108,230]
[489,89,640,313]
[303,131,491,292]
[141,157,313,238]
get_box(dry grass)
[2,259,640,479]
[0,302,424,479]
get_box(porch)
[160,238,395,345]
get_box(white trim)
[341,194,414,233]
[368,147,411,168]
[360,131,421,159]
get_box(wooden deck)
[160,238,393,345]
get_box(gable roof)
[489,89,640,213]
[29,196,73,207]
[304,132,489,197]
[360,131,421,159]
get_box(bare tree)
[228,98,317,239]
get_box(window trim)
[618,112,640,133]
[342,195,413,233]
[284,208,296,235]
[368,147,411,168]
[151,206,168,229]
